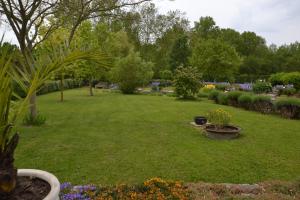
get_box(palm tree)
[0,43,110,195]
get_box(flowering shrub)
[253,81,272,94]
[204,84,215,90]
[174,66,202,99]
[60,178,189,200]
[206,109,232,128]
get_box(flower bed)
[60,178,189,200]
[59,179,300,200]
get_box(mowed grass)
[15,88,300,185]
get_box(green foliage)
[190,39,241,82]
[217,93,229,105]
[159,70,173,80]
[208,90,220,102]
[275,98,300,119]
[173,66,202,99]
[282,72,300,90]
[227,91,244,106]
[269,72,300,90]
[252,81,272,94]
[23,113,46,126]
[111,51,154,94]
[37,79,82,95]
[278,88,297,96]
[169,35,191,71]
[238,94,253,110]
[252,95,273,114]
[215,84,228,91]
[206,109,232,128]
[269,73,285,86]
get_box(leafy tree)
[169,35,191,71]
[0,0,150,118]
[174,66,202,99]
[190,39,241,82]
[110,51,154,94]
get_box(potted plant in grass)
[0,44,109,200]
[204,109,241,139]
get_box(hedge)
[13,79,83,98]
[275,98,300,119]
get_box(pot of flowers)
[204,109,241,140]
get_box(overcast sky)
[1,0,299,46]
[154,0,300,45]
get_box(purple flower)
[61,182,72,191]
[73,185,96,193]
[62,193,90,200]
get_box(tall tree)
[169,34,190,71]
[190,39,241,82]
[0,0,151,118]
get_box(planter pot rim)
[18,169,60,200]
[205,124,241,134]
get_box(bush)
[238,94,253,110]
[206,109,232,128]
[159,70,173,80]
[208,90,220,102]
[215,84,228,91]
[252,95,273,114]
[197,91,209,98]
[278,88,297,96]
[253,81,272,94]
[227,91,243,107]
[174,66,202,99]
[111,51,154,94]
[23,113,46,126]
[217,93,228,105]
[269,72,300,90]
[275,98,300,119]
[283,72,300,90]
[269,73,285,86]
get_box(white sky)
[1,0,299,46]
[154,0,300,45]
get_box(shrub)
[204,84,216,90]
[269,72,300,90]
[111,51,154,94]
[217,93,228,105]
[160,70,173,80]
[278,88,297,96]
[238,94,253,110]
[208,90,220,102]
[253,81,272,94]
[206,109,232,128]
[275,98,300,119]
[252,95,274,114]
[282,72,300,90]
[269,73,285,86]
[227,91,243,107]
[174,66,202,99]
[23,113,46,126]
[197,91,209,98]
[201,87,214,93]
[215,84,228,91]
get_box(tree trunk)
[60,75,64,102]
[89,80,94,96]
[29,92,37,119]
[0,134,19,194]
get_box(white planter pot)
[18,169,60,200]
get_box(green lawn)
[15,88,300,185]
